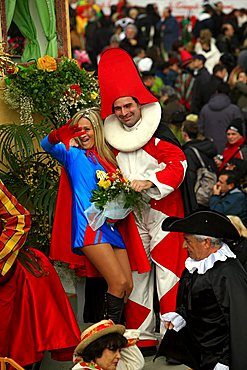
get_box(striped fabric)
[0,180,31,276]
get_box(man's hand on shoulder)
[131,180,154,192]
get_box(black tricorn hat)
[162,210,240,241]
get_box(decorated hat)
[75,320,125,353]
[162,210,240,241]
[98,48,158,119]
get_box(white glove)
[213,363,229,370]
[160,312,186,332]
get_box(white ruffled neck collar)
[185,243,236,274]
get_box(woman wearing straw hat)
[72,319,144,370]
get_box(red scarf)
[219,137,246,172]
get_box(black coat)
[190,67,211,114]
[200,75,224,106]
[155,122,198,215]
[156,258,247,369]
[183,138,218,189]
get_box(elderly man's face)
[183,234,211,260]
[113,97,141,127]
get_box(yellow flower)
[72,59,80,68]
[37,55,57,72]
[98,179,111,189]
[90,91,98,100]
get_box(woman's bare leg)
[113,248,133,301]
[82,243,131,298]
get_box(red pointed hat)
[98,48,158,119]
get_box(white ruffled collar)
[185,243,236,274]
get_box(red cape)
[50,169,150,276]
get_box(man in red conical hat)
[98,48,189,355]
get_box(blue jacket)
[209,188,247,226]
[157,16,179,52]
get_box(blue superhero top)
[41,136,126,254]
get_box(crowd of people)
[69,1,247,224]
[2,1,247,370]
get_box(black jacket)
[190,67,211,114]
[156,258,247,370]
[183,138,218,189]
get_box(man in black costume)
[156,210,247,370]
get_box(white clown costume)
[98,48,188,349]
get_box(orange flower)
[37,55,57,72]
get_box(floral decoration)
[91,169,143,212]
[3,55,100,126]
[0,53,100,253]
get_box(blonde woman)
[41,108,133,323]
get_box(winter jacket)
[209,188,247,227]
[156,16,179,52]
[198,93,243,154]
[190,67,211,114]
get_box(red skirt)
[0,248,81,367]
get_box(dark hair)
[182,120,199,139]
[169,110,187,125]
[213,63,226,75]
[216,81,230,95]
[219,169,239,186]
[112,96,140,113]
[78,333,127,362]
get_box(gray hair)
[193,234,223,247]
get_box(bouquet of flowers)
[84,169,144,230]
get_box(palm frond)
[33,186,58,224]
[0,122,50,160]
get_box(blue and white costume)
[41,136,126,254]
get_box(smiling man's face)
[113,97,141,127]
